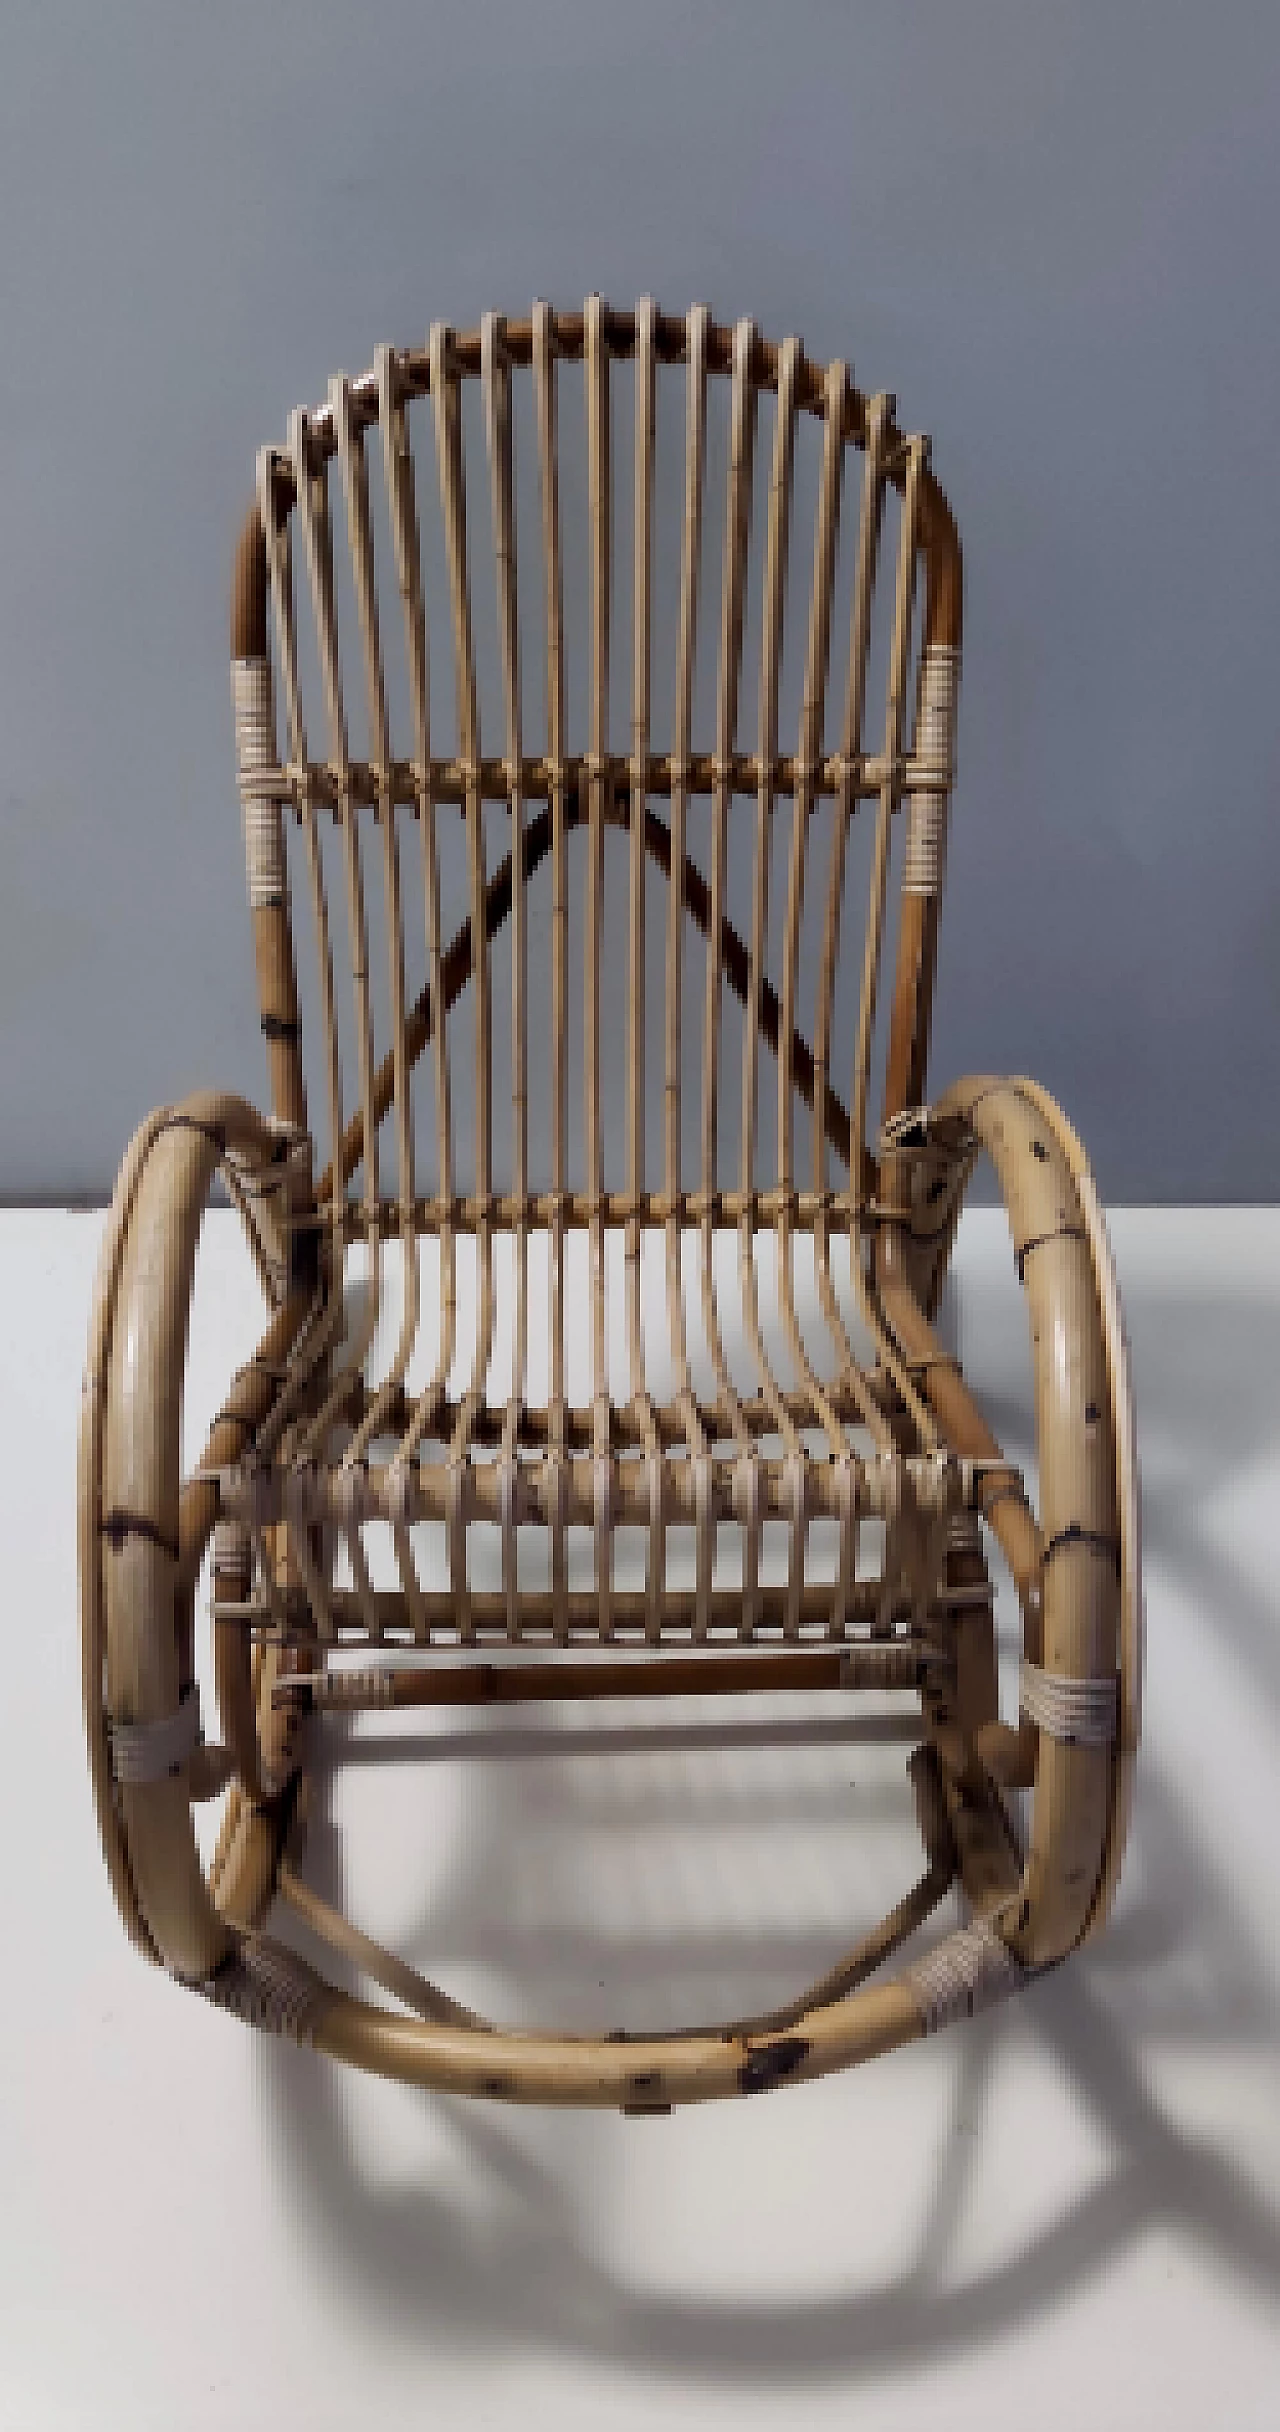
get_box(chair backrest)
[230,298,962,1237]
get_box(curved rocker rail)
[876,1075,1143,1966]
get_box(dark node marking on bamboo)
[288,1228,321,1297]
[1015,1222,1087,1281]
[101,1508,179,1562]
[622,2070,671,2114]
[261,1015,301,1043]
[480,2074,514,2101]
[736,2033,810,2095]
[1041,1523,1122,1575]
[231,501,268,661]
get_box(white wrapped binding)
[904,643,959,897]
[1020,1658,1118,1746]
[195,1933,325,2041]
[211,1517,252,1598]
[232,656,288,909]
[109,1682,202,1784]
[904,1915,1025,2034]
[314,1667,397,1711]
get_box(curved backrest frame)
[230,299,963,1243]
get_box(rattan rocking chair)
[80,298,1142,2109]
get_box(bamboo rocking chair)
[80,299,1142,2109]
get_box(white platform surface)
[2,1205,1279,2429]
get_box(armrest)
[79,1092,315,1978]
[875,1076,1142,1965]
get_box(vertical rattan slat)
[235,468,346,1604]
[737,334,805,1457]
[850,434,924,1191]
[809,392,895,1460]
[375,347,457,1621]
[771,361,853,1468]
[628,298,665,1639]
[666,304,713,1635]
[232,491,307,1141]
[738,337,815,1635]
[704,317,759,1630]
[258,444,344,1197]
[584,297,614,1637]
[431,321,493,1641]
[482,311,529,1638]
[256,440,348,1645]
[847,435,938,1454]
[289,398,382,1636]
[532,303,572,1642]
[331,375,421,1509]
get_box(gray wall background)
[2,1,1277,1203]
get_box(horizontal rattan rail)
[80,295,1141,2117]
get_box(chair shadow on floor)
[253,1263,1280,2389]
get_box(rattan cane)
[79,299,1142,2107]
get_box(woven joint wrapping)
[837,1640,924,1692]
[904,644,959,898]
[947,1506,983,1556]
[109,1683,201,1784]
[1019,1658,1117,1746]
[904,1916,1025,2034]
[211,1518,253,1597]
[232,656,288,909]
[194,1934,326,2042]
[315,1667,396,1711]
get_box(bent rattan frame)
[80,298,1142,2109]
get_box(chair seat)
[214,1268,976,1647]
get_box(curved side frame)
[877,1076,1141,1969]
[79,1092,312,1977]
[1012,1077,1143,1939]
